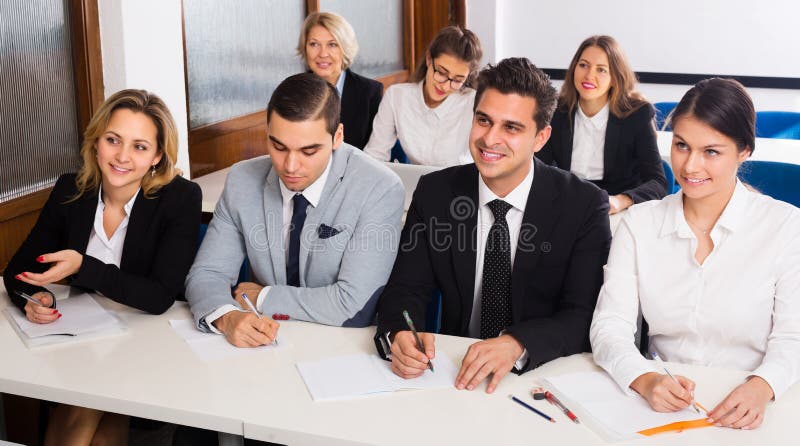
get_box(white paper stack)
[296,353,458,401]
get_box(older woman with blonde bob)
[4,89,201,445]
[298,11,382,149]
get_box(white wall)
[466,0,800,112]
[97,0,191,178]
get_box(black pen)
[402,310,434,373]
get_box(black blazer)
[340,69,383,149]
[376,159,612,372]
[537,104,667,204]
[4,174,201,314]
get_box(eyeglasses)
[431,63,466,90]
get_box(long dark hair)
[411,26,482,89]
[559,35,647,119]
[669,78,755,155]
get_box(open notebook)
[543,371,714,441]
[297,353,458,401]
[4,291,126,348]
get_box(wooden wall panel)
[188,111,268,178]
[0,189,51,273]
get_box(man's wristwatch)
[373,331,393,361]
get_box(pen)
[544,391,580,424]
[242,293,278,345]
[651,351,704,414]
[16,291,56,309]
[509,395,555,423]
[402,310,434,373]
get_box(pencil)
[509,395,555,423]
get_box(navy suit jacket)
[537,104,667,203]
[376,159,612,372]
[4,174,201,314]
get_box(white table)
[657,131,800,165]
[1,286,797,445]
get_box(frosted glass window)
[184,0,306,128]
[0,0,81,203]
[318,0,404,78]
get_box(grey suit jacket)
[186,144,405,329]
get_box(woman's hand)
[707,376,773,430]
[15,250,83,286]
[24,292,61,324]
[630,371,695,412]
[609,194,634,214]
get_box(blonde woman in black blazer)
[4,89,201,446]
[537,35,667,213]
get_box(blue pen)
[509,395,555,423]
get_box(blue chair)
[755,111,800,139]
[653,102,678,131]
[390,140,409,164]
[738,160,800,207]
[661,159,680,194]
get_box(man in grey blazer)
[186,73,405,347]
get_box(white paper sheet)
[169,319,287,362]
[296,353,458,401]
[10,293,122,338]
[543,371,706,441]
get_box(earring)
[150,165,156,177]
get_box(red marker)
[544,391,580,424]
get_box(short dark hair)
[669,78,755,155]
[474,57,558,132]
[267,73,341,136]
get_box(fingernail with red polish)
[52,310,58,314]
[15,274,21,279]
[36,256,44,262]
[57,314,62,319]
[22,272,28,277]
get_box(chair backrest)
[390,140,409,163]
[653,102,678,131]
[755,111,800,140]
[384,162,443,213]
[738,160,800,207]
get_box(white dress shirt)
[364,81,474,167]
[570,103,608,181]
[590,180,800,398]
[334,70,346,98]
[85,187,138,269]
[204,157,332,331]
[468,161,535,368]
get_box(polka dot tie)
[480,199,513,340]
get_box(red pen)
[272,314,290,321]
[545,391,580,424]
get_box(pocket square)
[318,224,341,239]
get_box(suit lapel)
[264,167,287,284]
[603,114,622,179]
[340,69,355,123]
[510,159,561,319]
[120,190,155,269]
[449,166,479,332]
[70,190,99,253]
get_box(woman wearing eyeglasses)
[364,26,482,167]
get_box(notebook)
[542,371,712,441]
[169,319,289,362]
[296,353,458,401]
[4,291,126,348]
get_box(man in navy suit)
[376,58,612,393]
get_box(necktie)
[480,199,513,339]
[287,193,309,287]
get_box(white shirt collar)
[277,154,332,208]
[335,70,346,98]
[477,159,535,212]
[576,102,610,130]
[97,185,139,216]
[661,179,749,238]
[415,80,468,119]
